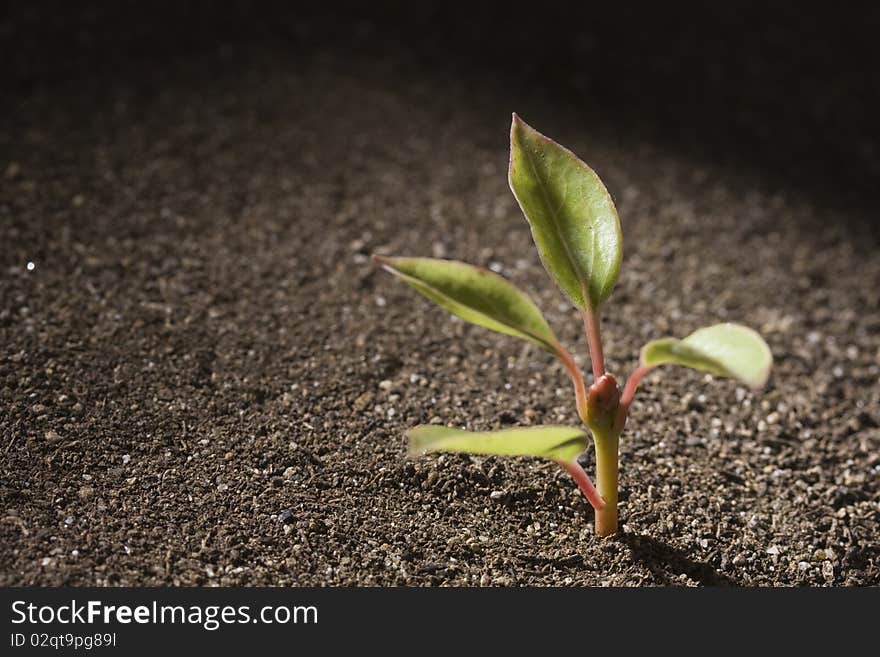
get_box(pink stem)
[553,344,589,425]
[558,460,605,511]
[582,308,605,380]
[614,364,653,432]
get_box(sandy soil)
[2,5,879,586]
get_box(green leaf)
[508,113,622,310]
[641,323,772,388]
[373,255,559,351]
[407,425,588,462]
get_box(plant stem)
[558,460,605,512]
[593,430,620,537]
[582,308,605,380]
[614,365,653,433]
[553,344,589,425]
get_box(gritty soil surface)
[2,13,880,586]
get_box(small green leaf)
[641,323,772,388]
[407,425,588,462]
[373,255,559,351]
[508,114,622,311]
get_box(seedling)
[373,114,772,537]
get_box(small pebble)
[822,561,835,581]
[353,392,373,411]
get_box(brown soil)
[2,5,879,586]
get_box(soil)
[2,5,879,586]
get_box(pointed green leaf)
[373,255,559,351]
[508,114,622,310]
[641,323,772,388]
[407,425,588,462]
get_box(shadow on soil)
[6,3,880,220]
[618,533,739,587]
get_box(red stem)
[553,344,589,425]
[558,460,605,511]
[614,364,653,432]
[582,308,605,380]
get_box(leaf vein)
[521,143,586,305]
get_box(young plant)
[373,114,772,537]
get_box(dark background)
[4,1,880,214]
